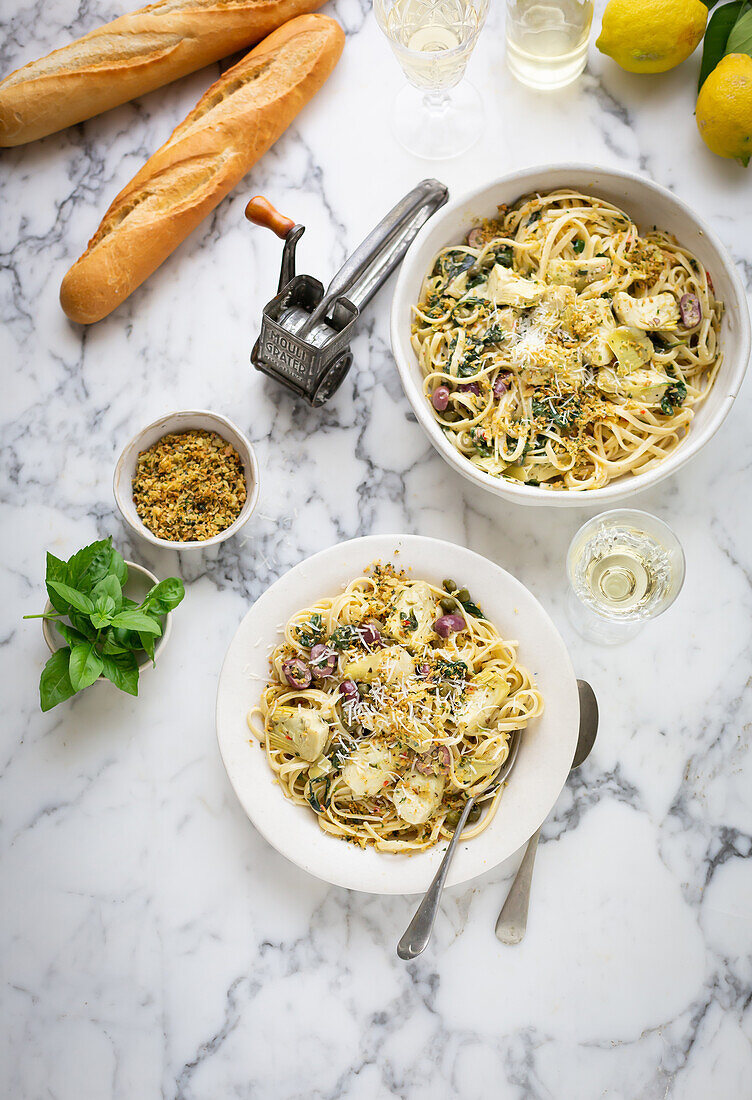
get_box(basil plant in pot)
[25,537,185,711]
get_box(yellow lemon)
[697,54,752,167]
[596,0,708,74]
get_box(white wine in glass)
[566,510,686,645]
[374,0,490,160]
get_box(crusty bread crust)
[0,0,327,146]
[59,15,344,324]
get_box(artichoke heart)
[392,773,444,825]
[268,706,329,762]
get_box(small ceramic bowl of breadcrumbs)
[114,411,260,550]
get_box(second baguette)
[60,14,344,324]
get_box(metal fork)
[396,730,523,960]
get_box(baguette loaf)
[0,0,327,146]
[60,14,344,324]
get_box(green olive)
[466,804,482,824]
[439,596,456,613]
[445,810,461,828]
[456,587,471,604]
[438,682,453,696]
[443,578,457,593]
[356,681,368,697]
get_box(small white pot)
[113,410,260,549]
[42,560,172,674]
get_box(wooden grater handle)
[244,195,295,239]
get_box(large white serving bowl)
[216,534,579,894]
[391,164,751,507]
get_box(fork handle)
[397,797,475,960]
[494,827,541,945]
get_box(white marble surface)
[2,1,752,1096]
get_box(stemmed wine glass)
[374,0,490,160]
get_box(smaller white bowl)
[42,560,172,674]
[114,410,260,550]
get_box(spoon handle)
[397,798,475,960]
[494,827,541,945]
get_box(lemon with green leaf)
[697,53,752,166]
[597,0,708,74]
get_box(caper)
[466,804,482,824]
[356,681,368,697]
[445,810,461,828]
[438,682,453,696]
[443,578,457,593]
[439,596,456,614]
[456,587,471,604]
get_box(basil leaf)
[100,651,139,696]
[139,631,156,662]
[47,581,94,615]
[92,574,122,608]
[90,609,112,630]
[69,610,97,641]
[726,5,752,54]
[69,643,104,691]
[40,648,76,711]
[45,552,71,614]
[52,621,89,648]
[142,577,185,615]
[699,1,745,90]
[66,538,113,593]
[110,609,163,635]
[101,635,129,655]
[109,549,128,587]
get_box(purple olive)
[433,613,466,638]
[493,373,511,398]
[679,293,702,329]
[432,386,450,412]
[416,663,431,679]
[414,753,434,776]
[359,620,382,649]
[458,382,480,396]
[310,643,337,679]
[338,679,359,705]
[466,228,484,248]
[282,657,312,689]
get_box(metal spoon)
[494,679,598,945]
[396,729,523,961]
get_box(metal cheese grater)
[245,179,448,406]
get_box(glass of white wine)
[566,510,686,645]
[374,0,490,160]
[505,0,593,90]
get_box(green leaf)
[726,5,752,54]
[67,538,114,593]
[45,552,71,614]
[90,609,112,630]
[53,620,89,648]
[40,648,76,711]
[109,549,128,587]
[101,635,129,655]
[110,609,163,635]
[69,610,97,641]
[69,642,104,692]
[699,1,745,90]
[47,580,94,615]
[100,651,139,696]
[139,631,156,662]
[92,574,122,608]
[142,577,185,616]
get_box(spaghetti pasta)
[247,564,543,853]
[412,189,723,491]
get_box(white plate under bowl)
[216,534,579,894]
[391,164,751,507]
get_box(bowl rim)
[113,409,260,550]
[215,533,580,894]
[390,162,751,507]
[42,559,172,674]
